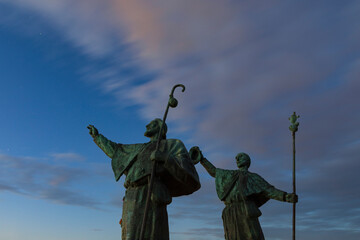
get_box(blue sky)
[0,1,360,240]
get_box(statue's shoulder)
[115,142,145,154]
[247,170,261,177]
[166,138,183,143]
[216,168,238,180]
[247,171,272,188]
[120,142,145,146]
[164,138,185,147]
[217,168,238,175]
[247,171,265,180]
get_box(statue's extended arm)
[189,146,216,178]
[200,158,216,178]
[94,134,118,158]
[264,186,287,201]
[264,186,298,203]
[88,125,118,159]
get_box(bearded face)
[144,120,160,138]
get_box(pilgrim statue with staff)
[189,112,299,240]
[88,84,200,240]
[88,83,300,240]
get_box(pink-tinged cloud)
[2,1,360,238]
[108,1,360,159]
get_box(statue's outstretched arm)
[200,158,216,178]
[264,186,287,201]
[189,146,216,177]
[94,134,118,158]
[88,125,118,159]
[264,186,298,203]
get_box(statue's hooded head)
[235,152,251,169]
[144,118,167,140]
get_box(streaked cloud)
[50,152,85,162]
[0,0,122,57]
[172,227,224,239]
[0,153,102,209]
[1,1,359,239]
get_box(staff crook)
[139,84,185,240]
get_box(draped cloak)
[215,169,286,240]
[94,134,200,240]
[215,169,273,207]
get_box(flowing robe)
[215,169,286,240]
[94,134,200,240]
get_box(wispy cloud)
[0,153,103,209]
[1,0,360,239]
[172,227,224,239]
[50,152,85,162]
[91,228,104,232]
[0,0,121,57]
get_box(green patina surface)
[88,119,200,240]
[189,147,298,240]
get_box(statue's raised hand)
[189,146,204,165]
[87,124,99,137]
[285,193,298,203]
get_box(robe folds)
[94,134,200,240]
[215,169,286,240]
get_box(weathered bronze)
[88,116,200,239]
[289,112,300,240]
[190,146,298,240]
[140,84,185,240]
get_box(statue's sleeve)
[162,139,201,197]
[93,134,118,158]
[93,134,144,181]
[200,158,216,177]
[111,143,144,181]
[247,172,287,206]
[263,185,287,201]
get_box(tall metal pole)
[139,84,185,240]
[292,130,296,240]
[289,112,299,240]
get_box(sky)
[0,0,359,239]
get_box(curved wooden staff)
[139,84,185,240]
[289,112,299,240]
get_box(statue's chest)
[125,142,157,182]
[227,172,249,200]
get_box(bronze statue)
[88,119,200,240]
[190,147,298,240]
